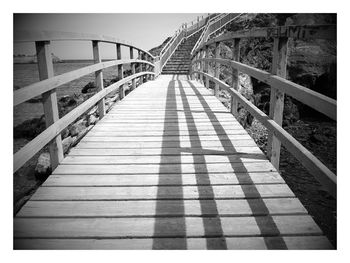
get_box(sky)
[14,13,207,59]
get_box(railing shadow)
[185,80,287,249]
[152,74,186,249]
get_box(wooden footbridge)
[14,14,336,249]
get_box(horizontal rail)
[193,70,336,197]
[195,25,336,55]
[13,71,154,172]
[193,57,336,121]
[14,30,156,60]
[14,59,154,106]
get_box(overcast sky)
[14,13,207,59]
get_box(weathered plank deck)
[14,75,333,249]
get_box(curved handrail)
[14,30,157,172]
[192,70,336,197]
[193,57,336,120]
[14,71,154,172]
[14,58,154,106]
[14,30,156,60]
[190,23,337,198]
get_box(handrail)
[192,70,336,197]
[190,23,337,198]
[191,13,243,56]
[14,71,154,172]
[14,30,156,172]
[14,30,156,60]
[14,59,154,107]
[194,57,336,120]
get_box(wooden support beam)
[92,41,106,119]
[129,47,136,90]
[267,37,289,170]
[214,42,220,97]
[116,43,124,100]
[35,41,63,170]
[205,46,209,88]
[138,50,143,84]
[230,38,240,117]
[199,50,204,84]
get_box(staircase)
[161,30,202,75]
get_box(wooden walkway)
[14,75,332,249]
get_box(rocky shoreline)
[13,76,134,214]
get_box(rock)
[87,106,97,116]
[75,127,89,142]
[62,136,74,153]
[14,115,46,140]
[69,119,87,137]
[88,115,98,125]
[81,82,96,94]
[35,152,51,179]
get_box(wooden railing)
[14,31,156,172]
[190,24,337,197]
[191,13,242,56]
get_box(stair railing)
[14,30,157,172]
[190,24,337,198]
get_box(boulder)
[69,119,87,137]
[88,114,98,125]
[62,136,74,153]
[35,152,51,179]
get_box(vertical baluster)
[116,43,125,99]
[199,50,204,84]
[138,50,144,85]
[214,42,220,97]
[267,37,289,169]
[205,45,209,88]
[130,47,136,90]
[92,41,106,119]
[230,38,240,117]
[35,41,63,170]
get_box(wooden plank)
[53,162,277,175]
[17,198,306,217]
[35,41,63,169]
[74,140,258,149]
[214,42,220,97]
[61,153,266,165]
[43,172,284,186]
[68,146,264,156]
[30,184,292,200]
[86,129,248,136]
[80,134,253,142]
[92,41,106,119]
[14,236,333,250]
[267,37,288,169]
[14,215,321,238]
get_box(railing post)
[267,37,289,170]
[35,41,63,170]
[205,45,209,88]
[92,41,106,118]
[129,46,136,90]
[116,43,125,99]
[199,50,204,84]
[214,42,220,97]
[138,50,144,85]
[230,38,240,117]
